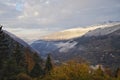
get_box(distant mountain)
[84,24,120,37]
[31,40,61,57]
[31,23,120,69]
[40,23,119,40]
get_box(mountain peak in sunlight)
[40,22,120,40]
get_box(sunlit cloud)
[0,0,120,42]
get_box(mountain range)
[40,22,119,40]
[31,22,120,69]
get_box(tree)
[24,48,35,73]
[33,53,43,64]
[44,54,53,74]
[42,61,93,80]
[115,67,120,78]
[2,59,23,80]
[29,63,43,78]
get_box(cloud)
[0,0,120,42]
[4,27,50,42]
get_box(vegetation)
[0,26,120,80]
[41,61,120,80]
[44,54,53,74]
[29,63,43,78]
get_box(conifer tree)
[44,54,53,73]
[33,53,42,64]
[30,63,43,77]
[115,67,120,78]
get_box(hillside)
[0,27,42,79]
[53,24,120,69]
[31,23,120,69]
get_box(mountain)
[4,30,40,54]
[84,24,120,37]
[0,27,41,72]
[31,23,120,69]
[40,23,119,40]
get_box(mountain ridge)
[0,28,42,72]
[31,23,120,69]
[3,30,40,54]
[40,22,120,40]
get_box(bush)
[43,61,93,80]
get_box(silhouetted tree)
[33,53,43,64]
[30,63,43,77]
[44,54,53,74]
[115,67,120,78]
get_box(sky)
[0,0,120,42]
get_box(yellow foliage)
[41,61,119,80]
[43,61,93,80]
[25,48,35,72]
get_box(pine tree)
[115,67,120,78]
[33,53,43,65]
[44,54,53,74]
[30,63,43,77]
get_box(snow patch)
[55,41,78,53]
[85,23,120,37]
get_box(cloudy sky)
[0,0,120,42]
